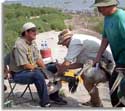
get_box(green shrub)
[3,4,72,52]
[4,30,18,54]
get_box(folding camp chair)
[6,70,33,101]
[4,43,34,101]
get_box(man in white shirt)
[57,29,114,107]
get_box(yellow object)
[27,46,36,66]
[64,70,83,83]
[64,70,74,77]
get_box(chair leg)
[20,85,29,98]
[6,83,16,99]
[28,85,34,101]
[6,83,34,102]
[8,80,16,96]
[20,84,34,101]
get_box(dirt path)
[64,14,101,39]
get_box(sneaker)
[40,103,51,107]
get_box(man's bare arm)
[94,38,109,64]
[62,61,82,69]
[23,64,35,70]
[23,58,46,71]
[36,59,46,69]
[57,60,82,74]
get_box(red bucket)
[40,48,52,58]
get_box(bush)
[4,30,18,54]
[50,20,66,30]
[3,4,72,52]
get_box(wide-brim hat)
[58,29,73,44]
[92,0,118,7]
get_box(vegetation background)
[4,4,72,53]
[4,4,104,54]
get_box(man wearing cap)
[9,22,51,107]
[57,29,114,107]
[93,0,125,107]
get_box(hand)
[7,73,12,79]
[56,63,67,75]
[93,59,99,67]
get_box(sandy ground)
[4,30,112,109]
[4,81,112,109]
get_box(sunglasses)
[27,28,37,32]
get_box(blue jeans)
[46,63,57,73]
[13,69,49,105]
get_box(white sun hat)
[22,22,36,32]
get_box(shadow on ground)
[4,92,89,109]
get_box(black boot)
[49,91,67,105]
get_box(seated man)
[56,29,115,107]
[9,22,51,107]
[9,22,67,107]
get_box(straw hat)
[58,29,73,44]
